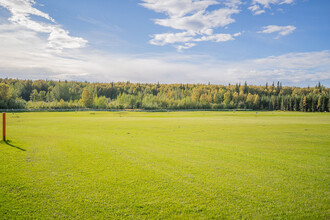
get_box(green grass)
[0,111,329,219]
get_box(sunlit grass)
[0,111,329,219]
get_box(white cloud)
[175,43,197,52]
[0,0,328,86]
[0,26,328,86]
[0,0,54,21]
[140,0,241,50]
[195,33,235,42]
[154,8,239,32]
[142,0,297,49]
[0,0,87,51]
[253,0,294,8]
[248,4,265,15]
[150,31,195,46]
[250,0,294,15]
[140,0,219,17]
[233,32,241,37]
[259,25,296,38]
[150,31,238,48]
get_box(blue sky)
[0,0,329,86]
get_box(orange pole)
[2,112,6,141]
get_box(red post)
[2,112,6,141]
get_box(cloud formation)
[140,0,241,51]
[0,0,328,86]
[0,24,328,86]
[0,0,87,51]
[260,25,296,38]
[249,0,294,15]
[141,0,297,50]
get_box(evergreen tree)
[302,96,307,112]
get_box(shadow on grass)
[1,140,26,151]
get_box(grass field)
[0,111,329,219]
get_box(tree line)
[0,78,329,112]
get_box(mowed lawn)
[0,111,329,219]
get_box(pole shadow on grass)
[1,140,26,151]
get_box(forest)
[0,78,329,112]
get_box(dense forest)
[0,78,329,112]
